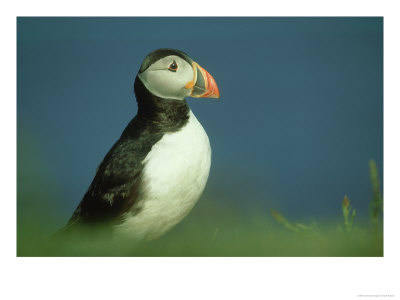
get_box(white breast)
[115,111,211,241]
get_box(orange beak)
[188,62,220,99]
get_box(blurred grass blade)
[270,209,300,232]
[342,195,356,232]
[369,159,383,228]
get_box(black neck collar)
[133,76,190,132]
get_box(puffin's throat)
[133,76,190,132]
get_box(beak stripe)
[190,62,220,99]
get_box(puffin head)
[137,48,220,101]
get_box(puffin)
[57,48,219,242]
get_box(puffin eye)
[168,61,178,72]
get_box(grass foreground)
[17,205,383,257]
[17,160,383,257]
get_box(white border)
[2,1,399,300]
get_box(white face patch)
[138,55,194,100]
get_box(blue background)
[17,17,383,228]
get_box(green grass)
[17,160,383,257]
[17,205,383,257]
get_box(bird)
[56,48,220,242]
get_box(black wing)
[66,117,163,228]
